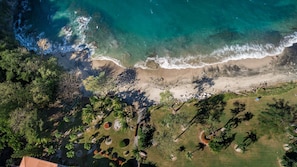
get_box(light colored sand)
[91,56,297,102]
[53,50,297,103]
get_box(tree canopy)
[0,36,61,159]
[259,98,297,134]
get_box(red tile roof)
[20,156,58,167]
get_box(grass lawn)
[145,82,297,167]
[79,110,138,165]
[46,82,296,166]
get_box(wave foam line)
[91,54,125,68]
[14,1,94,56]
[13,0,297,70]
[136,31,297,69]
[134,56,209,69]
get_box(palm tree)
[190,142,206,154]
[174,94,226,140]
[225,117,241,129]
[230,101,246,116]
[174,106,209,140]
[236,131,258,152]
[259,98,296,134]
[241,112,254,121]
[185,152,193,160]
[243,131,257,145]
[177,146,186,152]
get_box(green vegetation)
[138,124,155,149]
[160,90,174,106]
[0,37,61,159]
[258,98,297,134]
[83,72,116,96]
[1,1,297,166]
[1,38,296,166]
[119,139,130,148]
[145,84,297,167]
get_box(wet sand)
[54,46,297,102]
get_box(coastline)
[13,0,297,91]
[48,32,297,103]
[87,47,297,102]
[13,0,297,71]
[4,1,297,166]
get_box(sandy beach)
[54,44,297,103]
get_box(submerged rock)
[278,43,297,70]
[146,60,159,69]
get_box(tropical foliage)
[259,99,297,134]
[0,45,61,155]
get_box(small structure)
[114,119,121,131]
[103,122,112,130]
[199,131,211,145]
[139,150,147,158]
[170,154,177,161]
[105,137,112,145]
[123,150,130,157]
[20,156,58,167]
[234,145,243,153]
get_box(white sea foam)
[217,32,297,62]
[14,1,94,56]
[14,0,297,70]
[134,56,208,69]
[92,55,125,68]
[135,31,297,69]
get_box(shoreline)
[51,40,297,103]
[14,1,297,71]
[88,48,297,102]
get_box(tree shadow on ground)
[98,65,115,79]
[117,90,154,107]
[174,94,226,140]
[208,132,236,152]
[192,75,215,95]
[223,133,236,149]
[194,94,226,123]
[116,68,137,86]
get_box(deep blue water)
[14,0,297,68]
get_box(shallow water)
[14,0,297,68]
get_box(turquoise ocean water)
[14,0,297,68]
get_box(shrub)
[160,90,174,106]
[119,139,130,147]
[54,131,62,139]
[119,140,126,148]
[139,125,155,149]
[66,151,75,158]
[65,143,74,150]
[63,116,70,123]
[84,143,91,150]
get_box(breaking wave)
[13,0,297,70]
[135,32,297,69]
[14,0,95,56]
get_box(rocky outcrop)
[145,60,160,69]
[277,43,297,71]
